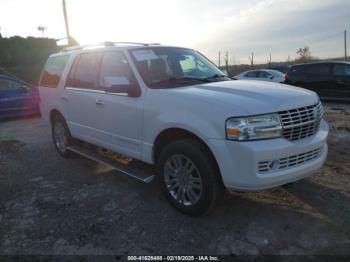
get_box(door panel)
[64,51,144,159]
[303,64,332,97]
[94,51,144,158]
[63,52,103,140]
[94,94,144,158]
[64,89,108,143]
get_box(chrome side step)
[67,145,155,183]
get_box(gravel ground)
[0,103,350,256]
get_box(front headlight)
[226,113,282,141]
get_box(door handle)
[61,95,68,101]
[95,99,104,107]
[337,80,345,84]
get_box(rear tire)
[51,114,73,158]
[156,139,224,216]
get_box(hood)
[174,80,319,116]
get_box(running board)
[67,145,155,183]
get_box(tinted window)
[305,64,331,75]
[40,55,69,88]
[244,71,258,77]
[333,64,350,77]
[289,65,306,75]
[99,51,138,92]
[0,79,28,91]
[258,71,270,78]
[66,53,101,89]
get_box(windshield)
[129,47,229,88]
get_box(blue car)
[0,75,40,119]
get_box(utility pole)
[224,51,229,73]
[62,0,72,45]
[248,52,254,67]
[345,30,347,61]
[267,53,272,68]
[218,51,221,67]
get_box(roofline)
[291,61,350,67]
[60,41,161,53]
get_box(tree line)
[0,35,59,83]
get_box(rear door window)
[40,55,69,88]
[66,52,101,89]
[0,79,12,91]
[244,71,258,77]
[257,71,270,78]
[0,79,25,91]
[333,64,350,77]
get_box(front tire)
[51,114,73,158]
[156,139,224,216]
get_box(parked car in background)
[284,61,350,101]
[233,69,285,83]
[0,75,40,119]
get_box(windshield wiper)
[150,76,210,87]
[204,74,228,80]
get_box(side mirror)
[269,75,274,79]
[103,76,141,97]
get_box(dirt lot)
[0,103,350,256]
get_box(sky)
[1,0,350,64]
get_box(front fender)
[141,110,223,163]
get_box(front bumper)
[207,120,329,191]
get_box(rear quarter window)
[333,64,350,77]
[40,55,69,88]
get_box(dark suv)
[284,62,350,101]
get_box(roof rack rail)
[61,43,105,52]
[61,42,161,52]
[112,42,161,46]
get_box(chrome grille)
[278,102,324,141]
[258,147,322,173]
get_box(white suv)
[39,42,329,215]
